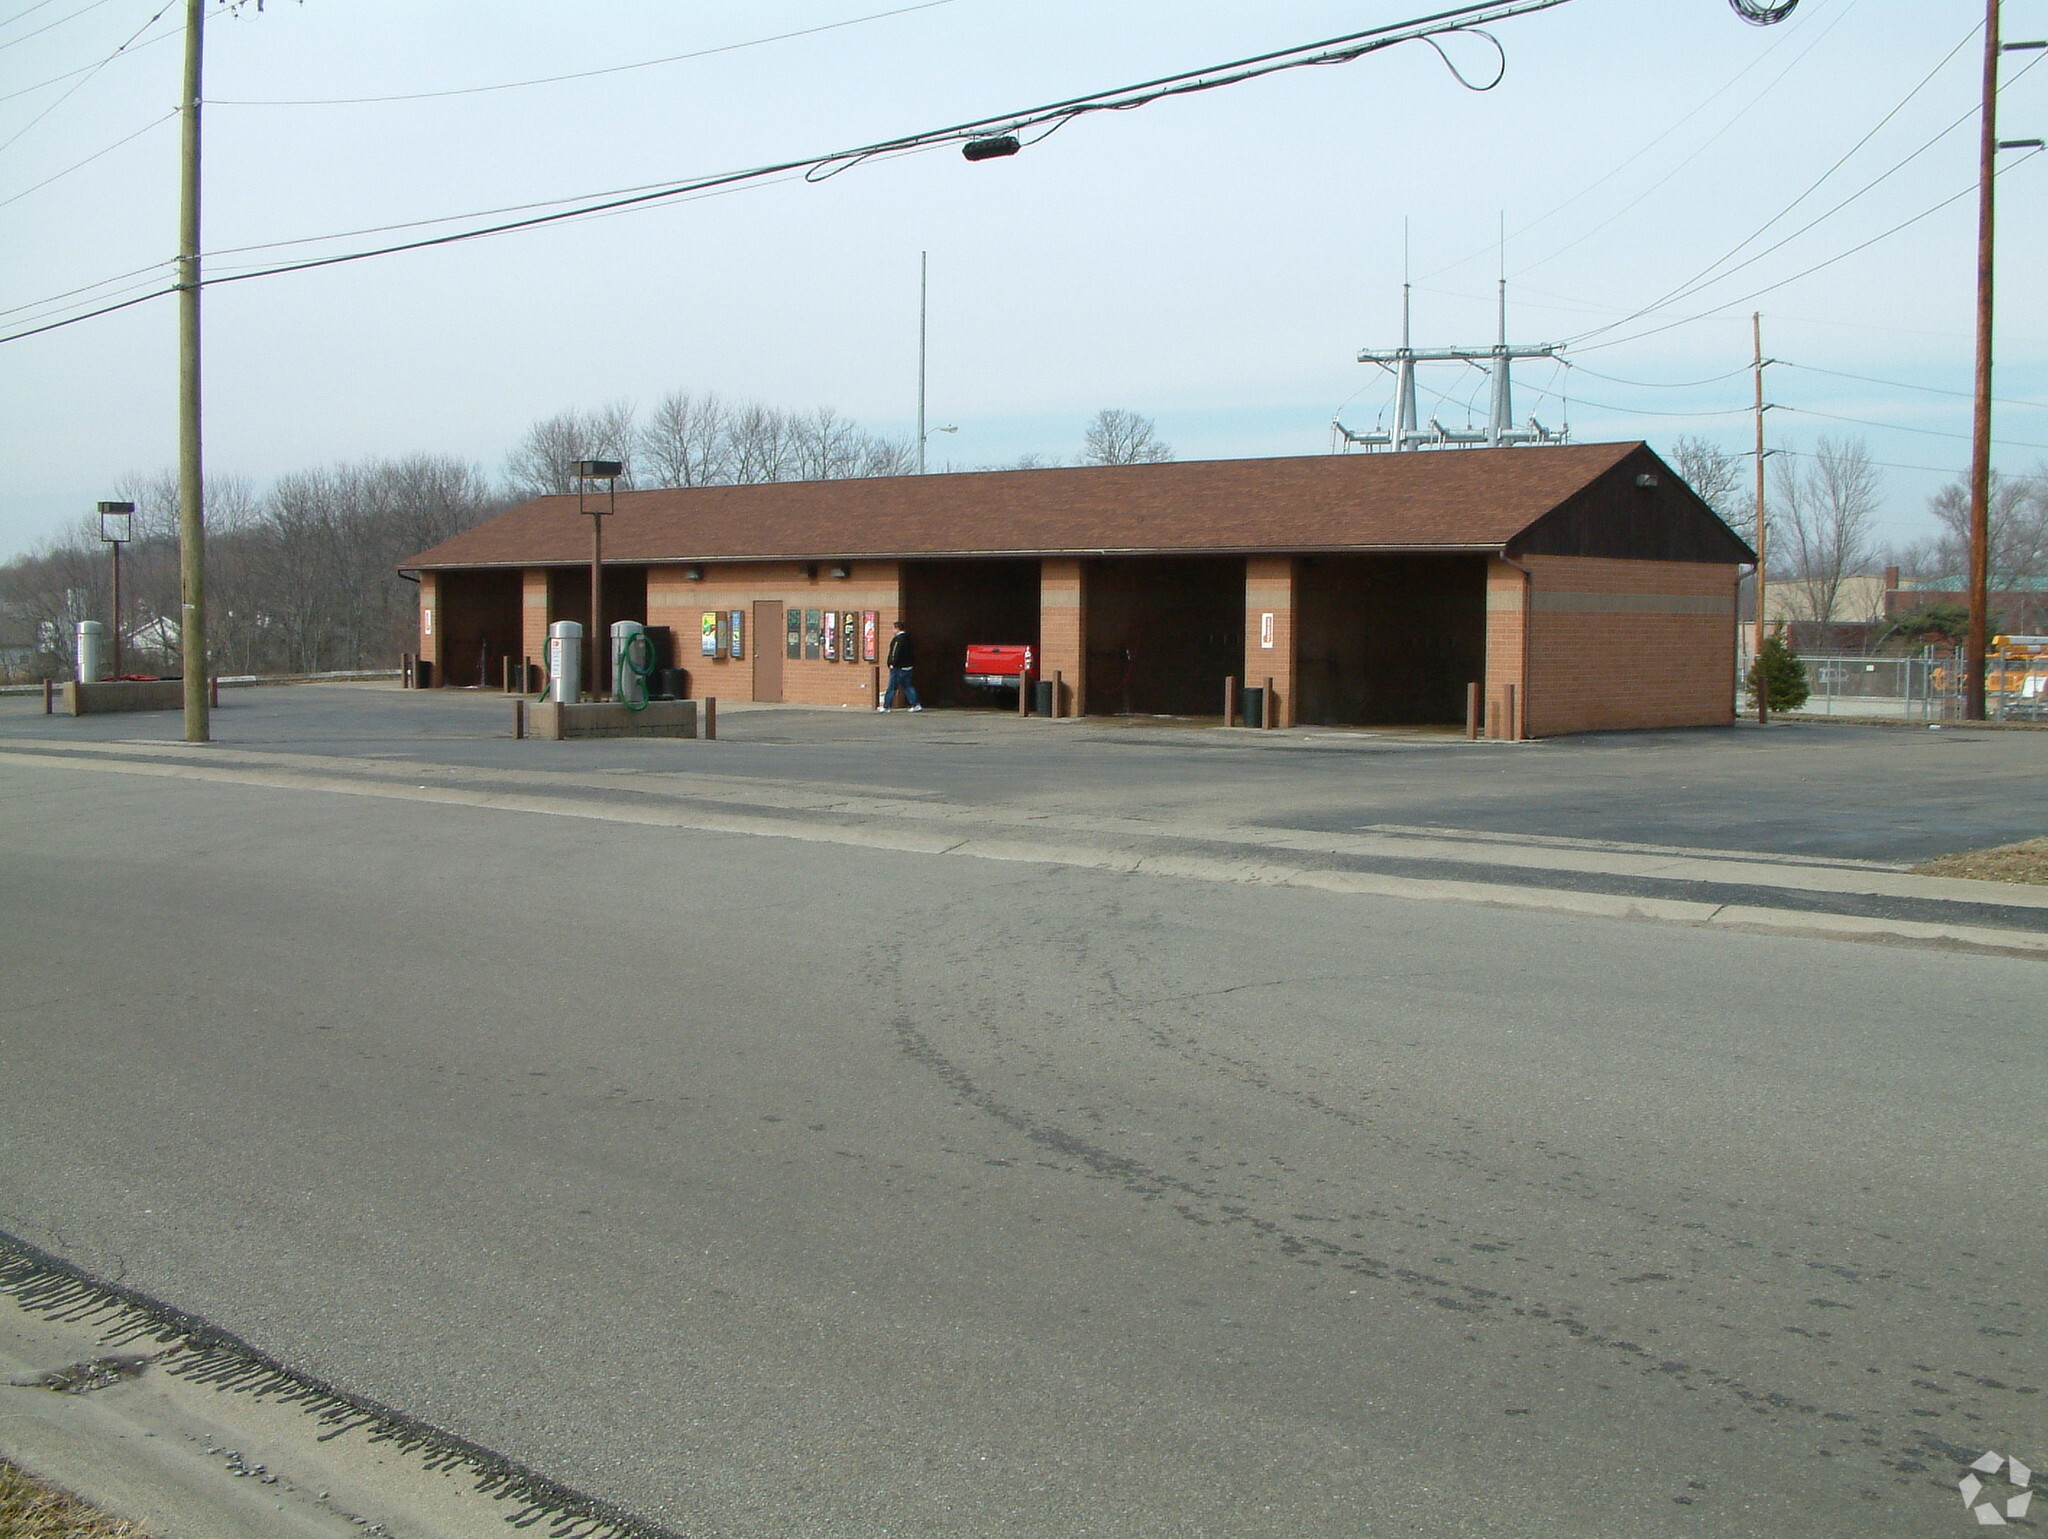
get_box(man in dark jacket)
[879,620,922,711]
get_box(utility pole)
[1753,311,1769,724]
[916,251,928,474]
[176,0,208,741]
[1965,0,2002,720]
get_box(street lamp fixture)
[573,460,624,699]
[98,501,134,678]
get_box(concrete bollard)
[1224,675,1238,728]
[1466,681,1480,740]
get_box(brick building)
[403,441,1752,738]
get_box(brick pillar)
[1039,557,1087,716]
[1485,557,1528,739]
[418,572,441,683]
[1244,555,1297,726]
[522,568,550,682]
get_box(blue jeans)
[882,667,919,708]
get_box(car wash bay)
[429,553,1498,729]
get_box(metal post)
[588,491,602,702]
[1466,681,1480,740]
[917,251,928,475]
[177,0,208,742]
[704,697,717,740]
[1263,676,1276,730]
[1224,675,1238,727]
[1506,682,1519,742]
[1053,669,1064,719]
[43,677,54,714]
[1753,311,1769,726]
[109,539,122,678]
[1965,0,2000,721]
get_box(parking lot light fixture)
[573,460,624,698]
[98,501,134,677]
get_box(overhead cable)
[1,0,1582,345]
[211,0,966,106]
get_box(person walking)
[878,619,923,711]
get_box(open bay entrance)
[1086,557,1245,717]
[900,558,1039,708]
[1295,555,1486,726]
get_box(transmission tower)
[1338,279,1566,452]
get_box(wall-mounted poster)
[714,611,731,658]
[700,611,720,658]
[840,610,857,664]
[785,607,802,659]
[822,610,839,662]
[861,611,878,662]
[803,609,822,659]
[728,610,744,660]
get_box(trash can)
[1034,679,1055,717]
[1240,686,1264,729]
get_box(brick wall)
[521,569,549,673]
[1040,558,1085,716]
[1244,555,1297,726]
[1522,555,1736,736]
[647,561,901,708]
[418,572,440,676]
[1484,559,1527,739]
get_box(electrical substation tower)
[1338,280,1566,451]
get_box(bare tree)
[1670,435,1753,544]
[1919,467,2048,586]
[638,390,733,488]
[1770,436,1881,625]
[505,401,636,497]
[1082,409,1173,466]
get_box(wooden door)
[752,601,783,702]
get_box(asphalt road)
[0,713,2041,1538]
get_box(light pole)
[574,459,622,699]
[923,422,957,468]
[98,502,134,679]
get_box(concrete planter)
[61,680,184,715]
[523,699,699,740]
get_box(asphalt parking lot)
[4,681,2044,863]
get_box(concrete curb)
[5,745,2045,961]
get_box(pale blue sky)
[2,0,2043,557]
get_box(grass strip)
[1913,836,2048,885]
[0,1454,152,1538]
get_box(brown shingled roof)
[405,442,1654,570]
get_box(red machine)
[963,643,1035,689]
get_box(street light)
[98,501,134,678]
[573,459,623,699]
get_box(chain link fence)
[1763,649,2048,722]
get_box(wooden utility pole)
[1965,0,2002,721]
[1752,311,1769,725]
[176,0,208,741]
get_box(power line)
[1508,0,1870,281]
[1572,363,1752,390]
[0,0,71,31]
[0,106,172,209]
[1781,404,2048,451]
[0,0,177,153]
[211,0,966,106]
[1417,0,1834,282]
[1781,362,2045,410]
[0,0,1584,346]
[0,0,119,54]
[1566,26,1991,347]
